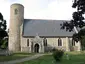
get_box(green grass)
[13,53,35,56]
[18,55,54,64]
[18,52,85,64]
[0,53,35,62]
[61,53,85,64]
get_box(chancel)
[8,3,81,53]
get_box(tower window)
[27,39,29,46]
[15,9,18,14]
[43,38,47,46]
[58,38,62,46]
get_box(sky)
[0,0,76,29]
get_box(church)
[8,3,81,53]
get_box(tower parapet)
[9,3,24,52]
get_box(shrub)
[0,39,8,49]
[52,47,56,52]
[52,49,64,62]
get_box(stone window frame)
[58,38,62,46]
[72,39,75,46]
[27,39,29,46]
[43,38,47,46]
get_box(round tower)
[9,3,24,52]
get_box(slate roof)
[23,19,74,37]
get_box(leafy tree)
[0,13,8,48]
[60,0,85,50]
[81,36,85,50]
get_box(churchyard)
[0,52,35,62]
[17,51,85,64]
[0,51,85,64]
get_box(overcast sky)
[0,0,76,29]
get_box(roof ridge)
[24,19,69,21]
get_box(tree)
[81,35,85,50]
[60,0,85,50]
[0,13,8,48]
[52,49,64,62]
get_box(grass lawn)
[18,52,85,64]
[0,53,35,62]
[18,55,54,64]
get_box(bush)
[0,39,8,49]
[52,47,56,52]
[52,49,64,62]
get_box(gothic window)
[27,39,29,46]
[58,38,62,46]
[43,38,47,46]
[72,39,75,46]
[15,9,18,15]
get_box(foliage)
[1,38,8,49]
[0,13,8,48]
[81,36,85,50]
[52,49,64,62]
[60,0,85,42]
[52,47,56,52]
[72,28,85,42]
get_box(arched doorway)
[34,44,39,53]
